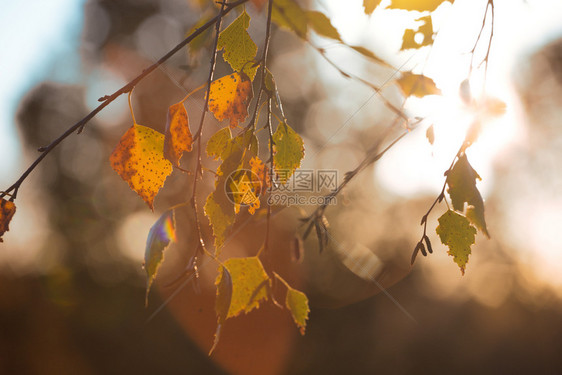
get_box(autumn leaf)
[396,72,441,98]
[144,209,176,306]
[272,0,308,39]
[208,73,253,128]
[286,287,310,335]
[272,122,304,184]
[401,15,434,50]
[206,127,233,160]
[110,124,173,210]
[0,198,16,243]
[164,102,193,167]
[426,124,435,145]
[388,0,454,12]
[204,191,235,252]
[306,11,341,41]
[215,257,270,319]
[217,10,258,80]
[364,0,382,15]
[436,210,477,275]
[447,154,490,237]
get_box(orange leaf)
[110,124,173,210]
[164,102,193,167]
[208,73,253,128]
[0,198,16,243]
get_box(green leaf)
[305,11,341,41]
[396,72,441,98]
[204,191,235,252]
[217,10,258,80]
[286,287,310,335]
[447,154,490,237]
[400,15,434,50]
[364,0,383,15]
[388,0,454,12]
[206,127,232,160]
[215,266,233,324]
[436,210,477,275]
[144,209,176,306]
[272,0,308,39]
[271,122,305,184]
[188,14,214,58]
[350,45,390,67]
[216,257,270,319]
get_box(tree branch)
[1,0,249,201]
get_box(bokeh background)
[1,0,562,374]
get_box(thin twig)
[190,0,228,261]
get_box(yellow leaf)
[164,102,193,167]
[396,71,441,98]
[0,198,16,243]
[436,210,477,275]
[400,16,434,50]
[217,10,258,80]
[364,0,382,15]
[388,0,454,12]
[215,257,270,319]
[208,73,253,128]
[110,124,173,210]
[306,11,341,41]
[271,122,304,184]
[286,287,310,335]
[144,209,176,306]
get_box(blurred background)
[1,0,562,374]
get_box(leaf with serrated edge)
[388,0,454,12]
[0,198,16,243]
[217,10,258,80]
[401,16,433,50]
[144,209,176,306]
[206,127,232,160]
[364,0,382,15]
[396,72,441,98]
[447,154,489,237]
[204,191,235,252]
[208,73,253,129]
[216,257,270,319]
[110,124,173,210]
[306,11,341,41]
[164,102,193,167]
[271,122,304,184]
[286,287,310,335]
[436,210,477,275]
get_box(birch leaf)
[0,198,16,243]
[110,124,173,210]
[436,210,477,275]
[217,10,258,80]
[164,102,193,167]
[208,73,253,129]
